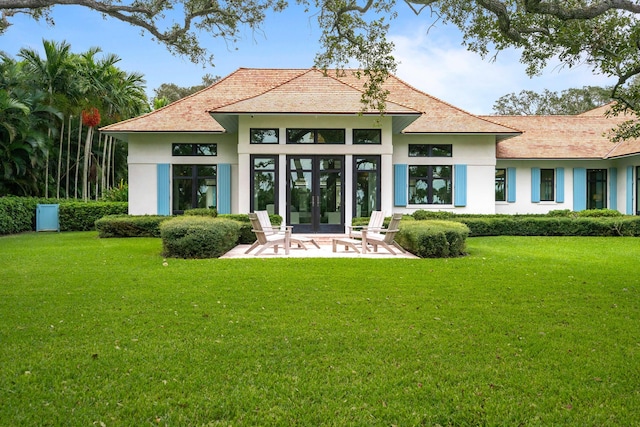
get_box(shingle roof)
[486,110,640,159]
[101,68,519,136]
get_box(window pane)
[353,129,381,144]
[354,156,379,218]
[197,165,216,177]
[355,157,377,171]
[172,144,193,156]
[197,179,216,208]
[287,129,314,143]
[431,145,452,157]
[173,179,193,211]
[197,144,217,156]
[409,144,429,157]
[540,169,554,201]
[317,129,345,144]
[251,129,279,144]
[254,157,276,170]
[173,165,193,177]
[495,169,506,201]
[253,171,276,211]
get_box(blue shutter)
[531,167,541,203]
[507,167,516,203]
[394,164,408,207]
[573,168,587,211]
[609,168,618,210]
[218,163,232,214]
[627,166,634,215]
[556,168,565,203]
[454,164,467,207]
[157,163,171,216]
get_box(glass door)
[288,156,344,233]
[587,169,607,210]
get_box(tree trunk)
[56,119,65,199]
[74,120,82,199]
[101,133,108,197]
[82,125,94,201]
[65,116,72,198]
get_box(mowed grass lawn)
[0,232,638,426]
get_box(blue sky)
[2,3,614,114]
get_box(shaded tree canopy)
[2,1,640,134]
[493,86,613,116]
[152,74,221,107]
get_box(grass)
[0,232,639,426]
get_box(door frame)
[286,155,345,233]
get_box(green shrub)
[95,215,171,238]
[0,197,36,235]
[218,213,282,244]
[101,181,128,202]
[412,210,455,220]
[396,220,469,258]
[184,208,218,217]
[576,208,623,217]
[58,202,128,231]
[160,216,241,258]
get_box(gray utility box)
[36,204,60,232]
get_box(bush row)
[0,197,128,235]
[396,220,470,258]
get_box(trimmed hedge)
[396,220,470,258]
[184,208,218,217]
[218,213,282,244]
[95,215,171,238]
[160,216,241,259]
[0,197,128,235]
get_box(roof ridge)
[208,68,312,112]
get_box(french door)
[287,156,344,233]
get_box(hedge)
[396,220,470,258]
[0,197,128,235]
[218,213,282,244]
[160,216,241,259]
[95,215,171,238]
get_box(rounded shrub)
[184,208,218,217]
[396,220,469,258]
[160,216,241,259]
[96,214,171,238]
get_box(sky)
[1,3,615,114]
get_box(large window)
[172,143,217,156]
[540,169,555,201]
[287,129,345,144]
[172,165,216,214]
[250,128,279,144]
[587,169,607,209]
[409,165,452,204]
[251,156,278,213]
[353,156,380,217]
[353,129,381,144]
[409,144,452,157]
[495,168,506,201]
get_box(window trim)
[172,143,217,156]
[408,164,453,205]
[408,144,453,157]
[286,128,346,144]
[353,155,381,217]
[353,129,382,145]
[171,164,217,214]
[250,155,279,214]
[540,168,555,202]
[495,168,507,202]
[250,128,280,144]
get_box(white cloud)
[389,26,615,114]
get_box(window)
[250,128,279,144]
[172,143,217,156]
[408,165,452,204]
[251,156,278,213]
[587,169,607,209]
[540,169,555,201]
[172,165,216,214]
[408,144,452,157]
[495,168,506,201]
[353,156,381,217]
[287,129,345,144]
[353,129,381,144]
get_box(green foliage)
[184,207,218,217]
[95,214,171,238]
[219,213,282,244]
[0,196,35,234]
[412,210,455,220]
[493,86,612,115]
[396,220,469,258]
[151,74,220,106]
[160,216,241,259]
[101,181,128,202]
[58,201,128,231]
[576,208,623,217]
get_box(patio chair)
[245,211,320,254]
[245,212,291,255]
[361,213,405,255]
[347,211,385,239]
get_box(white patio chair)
[361,213,406,255]
[347,211,385,239]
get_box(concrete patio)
[220,235,418,259]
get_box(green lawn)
[1,232,639,426]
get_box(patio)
[220,235,418,259]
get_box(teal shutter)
[573,168,587,211]
[157,163,171,216]
[394,164,408,206]
[218,163,232,214]
[531,167,541,203]
[609,167,618,210]
[454,164,467,207]
[627,166,634,214]
[507,167,516,203]
[556,168,565,203]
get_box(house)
[101,68,640,233]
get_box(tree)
[493,86,613,115]
[152,74,221,106]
